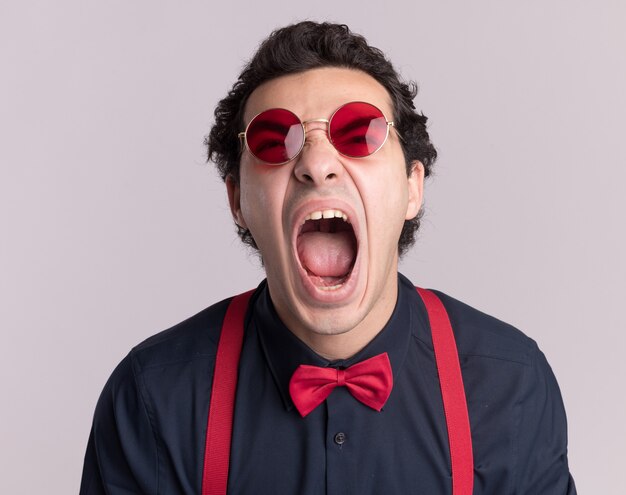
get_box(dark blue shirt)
[80,273,576,494]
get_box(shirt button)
[334,432,346,445]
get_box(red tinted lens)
[329,102,389,157]
[245,108,303,164]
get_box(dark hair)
[206,21,436,256]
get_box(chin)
[300,308,365,336]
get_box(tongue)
[297,231,356,277]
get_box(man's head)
[206,21,436,256]
[206,22,436,355]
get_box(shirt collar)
[252,274,415,411]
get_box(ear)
[405,160,425,220]
[226,175,248,229]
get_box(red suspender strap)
[416,287,474,495]
[202,288,473,495]
[202,290,254,495]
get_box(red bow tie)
[288,352,393,417]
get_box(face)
[227,67,424,356]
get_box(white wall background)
[1,0,624,493]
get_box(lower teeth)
[319,283,343,291]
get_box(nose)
[293,124,343,185]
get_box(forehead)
[243,67,394,124]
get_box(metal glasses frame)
[238,101,399,165]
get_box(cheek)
[238,162,262,216]
[359,165,410,234]
[238,167,286,240]
[238,182,262,219]
[383,155,411,217]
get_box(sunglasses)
[238,101,397,165]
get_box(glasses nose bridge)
[302,117,330,137]
[294,117,342,184]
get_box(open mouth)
[296,209,358,291]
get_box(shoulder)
[94,295,235,399]
[431,289,538,365]
[90,293,245,435]
[410,287,576,491]
[128,295,235,372]
[410,285,569,408]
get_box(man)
[80,21,576,494]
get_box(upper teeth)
[303,209,349,223]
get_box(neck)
[301,327,386,361]
[272,274,399,361]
